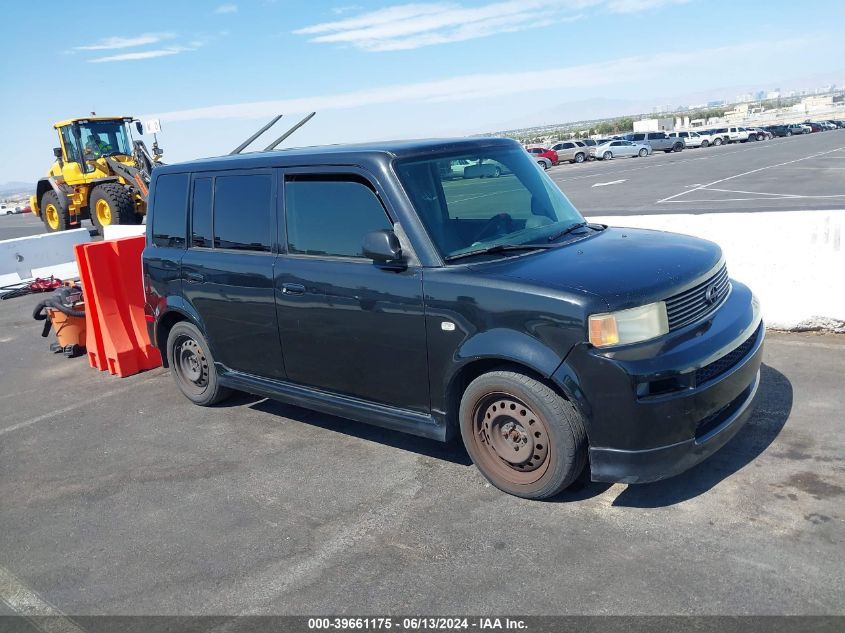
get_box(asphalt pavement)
[547,129,845,215]
[0,290,843,617]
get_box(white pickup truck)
[709,126,749,144]
[667,130,720,148]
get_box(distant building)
[633,117,675,133]
[706,100,725,108]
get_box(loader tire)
[40,190,69,232]
[89,183,137,230]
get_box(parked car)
[1,204,22,215]
[698,129,726,146]
[532,156,553,170]
[441,159,503,179]
[786,123,807,135]
[668,130,716,148]
[625,132,684,153]
[550,140,589,164]
[143,136,764,499]
[580,138,598,158]
[805,122,822,133]
[709,126,749,144]
[526,147,559,165]
[743,127,769,141]
[595,139,651,160]
[764,125,791,137]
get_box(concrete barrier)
[0,229,91,287]
[586,210,844,332]
[102,225,146,240]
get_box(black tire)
[166,321,232,406]
[713,137,723,146]
[460,370,587,499]
[673,143,684,152]
[40,190,69,232]
[701,140,710,147]
[787,131,792,136]
[89,183,138,230]
[538,160,549,170]
[638,148,648,157]
[574,152,585,163]
[602,151,612,160]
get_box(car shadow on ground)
[244,397,473,466]
[608,362,792,508]
[218,363,791,503]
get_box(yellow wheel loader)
[31,117,163,232]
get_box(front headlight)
[588,301,669,347]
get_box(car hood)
[474,227,723,310]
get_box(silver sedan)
[595,139,651,160]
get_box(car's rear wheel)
[602,151,612,160]
[673,143,684,152]
[460,370,587,499]
[167,321,232,406]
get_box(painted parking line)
[656,146,845,204]
[0,565,87,633]
[0,375,163,437]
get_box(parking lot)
[1,130,844,621]
[548,128,845,216]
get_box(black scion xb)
[143,137,764,499]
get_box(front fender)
[455,328,566,378]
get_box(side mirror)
[53,147,63,159]
[362,230,403,266]
[135,121,144,135]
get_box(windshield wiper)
[546,222,588,242]
[444,243,554,262]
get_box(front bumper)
[555,280,764,484]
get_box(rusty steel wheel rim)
[472,392,551,485]
[175,336,209,396]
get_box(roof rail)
[229,115,283,155]
[229,112,317,155]
[263,112,316,151]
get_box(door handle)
[185,271,205,283]
[281,283,306,295]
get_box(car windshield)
[395,147,584,261]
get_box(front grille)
[695,328,758,386]
[665,264,730,330]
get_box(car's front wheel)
[459,370,587,499]
[701,140,710,147]
[602,151,612,160]
[167,321,232,406]
[713,137,723,145]
[574,152,585,163]
[638,148,648,157]
[537,161,549,170]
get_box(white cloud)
[214,3,239,14]
[73,33,174,51]
[145,38,799,122]
[89,48,192,63]
[294,1,594,51]
[607,0,689,13]
[293,0,690,51]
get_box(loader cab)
[54,117,134,178]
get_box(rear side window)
[213,174,273,251]
[648,132,664,139]
[285,175,392,258]
[631,134,645,141]
[152,173,189,248]
[191,178,213,248]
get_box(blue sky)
[1,0,843,183]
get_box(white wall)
[586,211,845,332]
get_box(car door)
[275,168,430,413]
[180,169,286,380]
